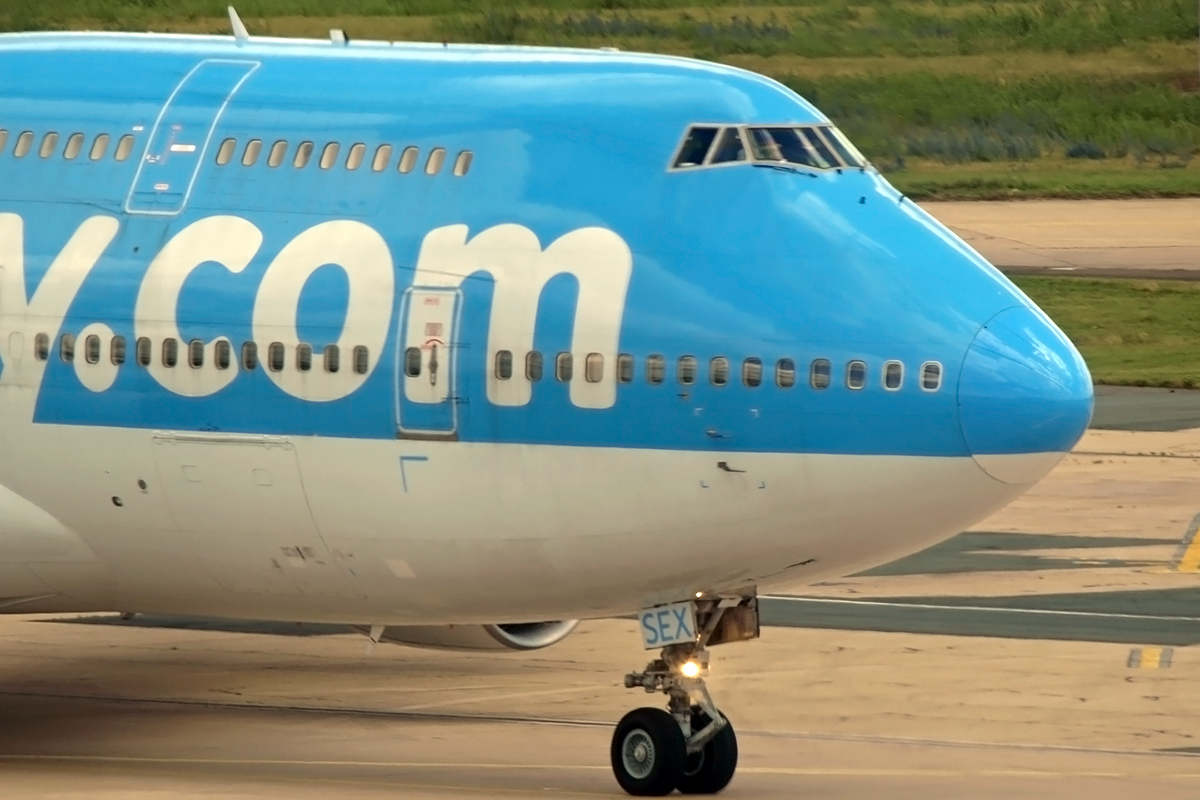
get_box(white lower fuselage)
[0,414,1050,623]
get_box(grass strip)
[1013,276,1200,387]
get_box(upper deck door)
[125,59,259,215]
[396,287,462,440]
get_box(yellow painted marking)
[1141,647,1162,669]
[1178,536,1200,572]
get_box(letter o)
[252,220,394,402]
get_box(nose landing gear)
[611,597,756,796]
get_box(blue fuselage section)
[0,32,1092,458]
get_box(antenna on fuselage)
[228,6,250,45]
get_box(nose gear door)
[125,59,259,215]
[396,286,462,440]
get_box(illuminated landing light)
[681,661,701,679]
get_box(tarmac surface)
[924,198,1200,279]
[5,201,1200,798]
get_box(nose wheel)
[611,597,753,795]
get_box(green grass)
[1,1,1198,199]
[1013,276,1200,387]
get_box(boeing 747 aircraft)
[0,11,1092,795]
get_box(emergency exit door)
[397,287,462,439]
[125,59,259,215]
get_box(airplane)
[0,9,1093,796]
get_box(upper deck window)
[673,126,719,168]
[114,135,135,162]
[13,131,33,158]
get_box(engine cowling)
[366,620,579,651]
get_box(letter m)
[411,224,633,410]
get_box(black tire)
[677,708,738,795]
[611,707,687,796]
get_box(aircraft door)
[125,59,259,215]
[397,287,462,440]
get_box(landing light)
[681,661,701,678]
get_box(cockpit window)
[674,126,720,168]
[799,128,840,169]
[823,126,867,168]
[750,127,826,169]
[669,123,866,172]
[710,127,747,164]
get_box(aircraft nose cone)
[958,306,1093,484]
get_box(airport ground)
[3,199,1200,798]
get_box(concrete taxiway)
[5,422,1200,798]
[925,198,1200,278]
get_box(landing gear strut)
[611,597,756,796]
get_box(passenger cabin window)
[673,126,720,168]
[89,133,109,161]
[453,150,473,176]
[135,337,151,367]
[214,340,231,370]
[404,347,421,377]
[64,133,84,160]
[188,339,204,368]
[33,332,49,361]
[426,148,446,175]
[710,357,729,386]
[372,145,392,172]
[241,341,258,370]
[585,353,603,383]
[710,127,747,164]
[346,143,366,171]
[526,351,543,381]
[677,356,697,385]
[810,358,831,389]
[646,354,665,384]
[0,130,8,154]
[14,131,33,158]
[242,139,262,166]
[352,346,369,375]
[320,142,339,170]
[398,147,419,173]
[216,138,236,165]
[846,360,867,390]
[296,343,312,372]
[294,141,314,168]
[616,354,634,383]
[921,361,943,392]
[60,333,74,362]
[268,342,285,372]
[743,357,763,387]
[883,360,903,390]
[555,352,573,382]
[111,335,126,366]
[84,334,100,364]
[776,358,796,388]
[162,337,178,368]
[267,140,287,167]
[495,349,513,380]
[324,344,339,373]
[114,134,135,161]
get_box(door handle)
[429,344,438,387]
